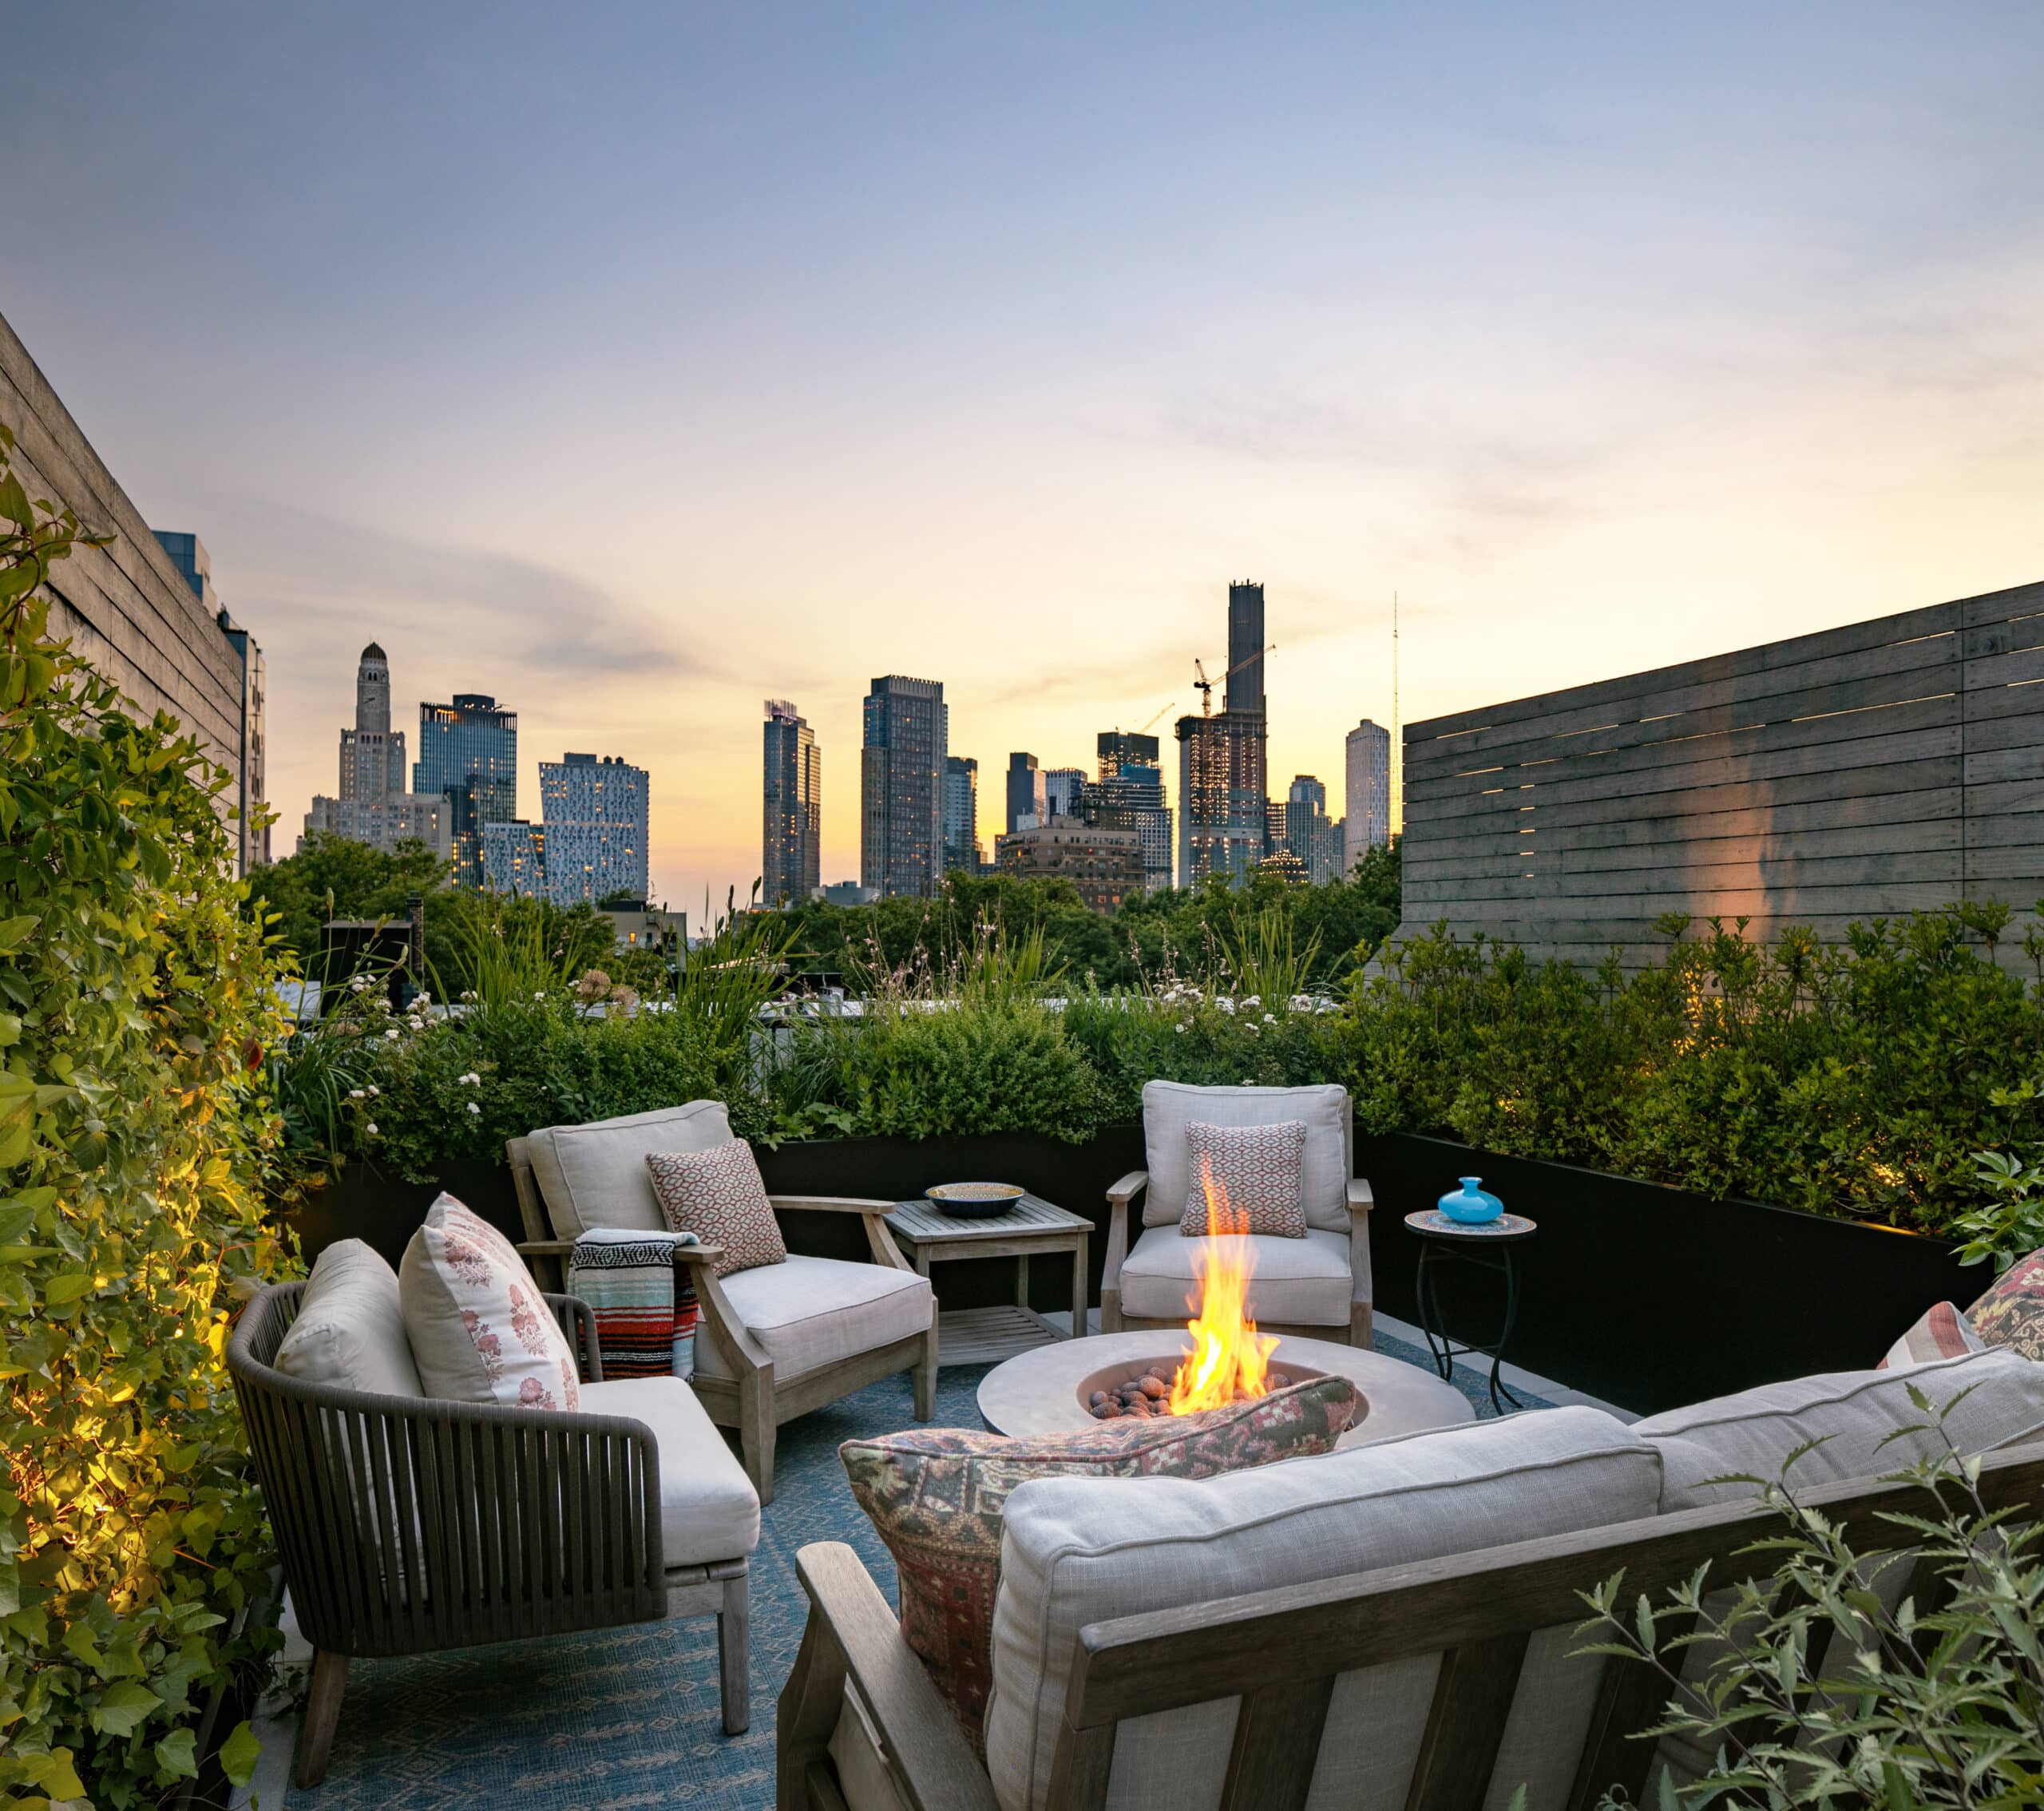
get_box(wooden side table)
[884,1195,1093,1353]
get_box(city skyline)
[8,5,2040,909]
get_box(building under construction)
[1175,581,1270,886]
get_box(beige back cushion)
[1141,1081,1352,1232]
[524,1100,733,1238]
[273,1238,424,1399]
[987,1405,1661,1811]
[1634,1346,2044,1512]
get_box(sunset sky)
[8,2,2042,909]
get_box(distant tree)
[595,886,646,909]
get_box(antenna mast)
[1392,591,1400,838]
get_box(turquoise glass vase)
[1439,1176,1503,1225]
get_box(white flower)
[366,1084,380,1097]
[1217,997,1236,1015]
[461,989,477,1003]
[364,1121,378,1135]
[465,1101,481,1116]
[1263,1012,1277,1024]
[384,1028,400,1040]
[1242,996,1260,1009]
[349,1088,366,1100]
[459,1071,481,1087]
[415,992,432,1006]
[533,991,545,1001]
[1246,1023,1259,1035]
[1174,1023,1188,1034]
[406,1016,423,1030]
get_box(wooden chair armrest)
[669,1242,729,1269]
[768,1194,899,1215]
[793,1544,999,1811]
[1346,1177,1373,1213]
[517,1239,576,1259]
[689,1262,774,1376]
[1105,1169,1149,1207]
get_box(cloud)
[208,498,707,681]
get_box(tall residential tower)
[1344,719,1393,871]
[763,699,822,906]
[943,755,982,876]
[415,693,518,887]
[861,675,947,898]
[1176,581,1270,886]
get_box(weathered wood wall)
[0,309,247,775]
[1398,579,2044,967]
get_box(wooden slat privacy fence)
[1396,579,2044,968]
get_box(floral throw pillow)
[645,1139,787,1278]
[398,1194,580,1410]
[840,1374,1357,1746]
[1968,1248,2044,1361]
[1179,1119,1308,1238]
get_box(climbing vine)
[0,426,285,1806]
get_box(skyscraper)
[1005,752,1047,834]
[862,676,947,898]
[415,693,518,887]
[300,643,453,861]
[1176,581,1270,886]
[1089,730,1173,894]
[942,755,982,876]
[763,699,822,906]
[153,530,268,872]
[1345,719,1393,871]
[481,820,546,897]
[1284,774,1345,883]
[539,753,649,906]
[1044,767,1086,819]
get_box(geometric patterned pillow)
[838,1373,1358,1747]
[1179,1119,1308,1238]
[398,1194,581,1411]
[1876,1299,1987,1370]
[645,1139,787,1278]
[1967,1247,2044,1361]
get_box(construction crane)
[1135,699,1176,735]
[1193,644,1275,715]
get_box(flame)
[1167,1163,1279,1414]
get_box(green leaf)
[22,1749,85,1799]
[90,1678,164,1736]
[154,1725,199,1779]
[219,1719,262,1788]
[41,1270,96,1305]
[0,913,36,952]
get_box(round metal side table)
[1404,1208,1539,1413]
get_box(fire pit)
[1075,1353,1329,1421]
[978,1174,1469,1444]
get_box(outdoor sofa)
[779,1346,2044,1811]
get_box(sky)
[6,2,2042,910]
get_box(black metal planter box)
[283,1124,1972,1417]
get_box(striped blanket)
[566,1227,700,1379]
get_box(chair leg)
[1099,1287,1123,1334]
[739,1377,776,1505]
[719,1569,752,1734]
[912,1323,938,1421]
[1351,1302,1373,1349]
[295,1649,348,1789]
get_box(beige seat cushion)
[577,1377,760,1567]
[525,1100,733,1239]
[274,1238,425,1399]
[1141,1081,1352,1232]
[1119,1224,1351,1326]
[987,1405,1659,1811]
[692,1254,933,1383]
[1634,1347,2044,1512]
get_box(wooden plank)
[1963,745,2044,786]
[1409,600,1964,743]
[1406,657,1962,779]
[1218,1677,1333,1811]
[1398,752,1954,838]
[1404,701,1962,807]
[1405,851,1966,907]
[1962,846,2044,883]
[1405,817,1964,884]
[1405,1635,1531,1811]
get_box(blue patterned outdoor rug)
[287,1333,1546,1809]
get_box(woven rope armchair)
[228,1282,751,1788]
